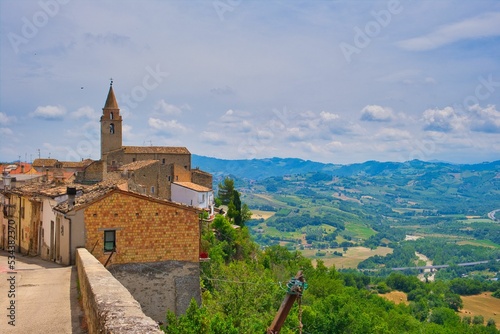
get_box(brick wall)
[84,190,200,265]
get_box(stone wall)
[110,260,201,323]
[77,160,105,184]
[172,164,192,182]
[128,162,171,199]
[191,168,213,189]
[75,248,162,334]
[123,153,191,170]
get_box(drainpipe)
[66,187,77,265]
[66,215,72,265]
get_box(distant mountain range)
[192,154,500,180]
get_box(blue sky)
[1,0,499,164]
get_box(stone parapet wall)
[76,248,162,334]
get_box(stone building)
[84,82,214,213]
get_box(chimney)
[2,170,12,189]
[67,187,77,210]
[21,164,25,173]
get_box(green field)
[345,221,376,239]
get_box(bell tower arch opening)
[100,80,123,160]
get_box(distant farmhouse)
[1,81,214,266]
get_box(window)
[104,230,116,252]
[151,186,155,194]
[110,123,115,134]
[132,158,136,162]
[162,158,166,164]
[110,112,114,120]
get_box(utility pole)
[267,271,307,334]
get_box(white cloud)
[200,131,227,145]
[154,99,182,115]
[375,128,412,141]
[71,106,98,120]
[422,106,464,132]
[360,105,394,122]
[468,104,500,133]
[325,141,342,151]
[0,112,15,125]
[31,105,66,120]
[148,118,187,133]
[320,111,340,121]
[398,12,500,51]
[286,127,307,141]
[0,127,13,136]
[210,86,235,96]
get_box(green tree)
[429,307,460,326]
[218,177,234,205]
[241,203,252,224]
[226,201,238,223]
[233,190,242,226]
[472,315,484,325]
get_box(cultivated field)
[304,246,393,269]
[378,291,409,305]
[381,291,500,329]
[460,292,500,329]
[251,210,276,220]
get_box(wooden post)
[267,271,305,334]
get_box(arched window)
[110,123,115,134]
[110,112,114,120]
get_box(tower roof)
[103,83,119,109]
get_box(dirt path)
[415,251,435,282]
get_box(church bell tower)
[100,80,122,160]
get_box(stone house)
[53,184,201,266]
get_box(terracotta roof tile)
[174,182,211,192]
[32,159,58,167]
[123,146,190,154]
[62,159,94,168]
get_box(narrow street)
[0,251,85,333]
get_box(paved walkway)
[0,251,85,333]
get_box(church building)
[78,81,213,213]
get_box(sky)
[1,0,499,165]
